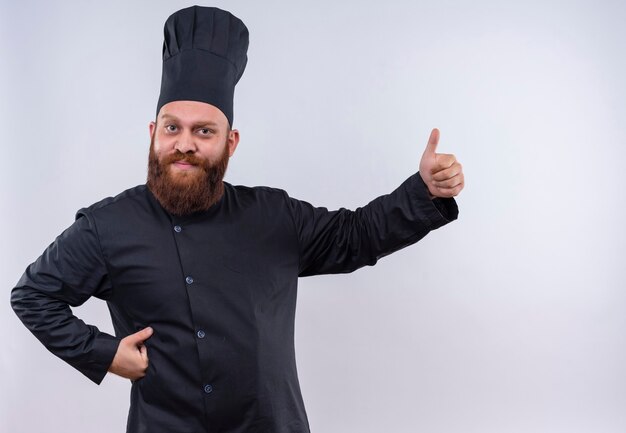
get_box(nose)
[174,131,197,154]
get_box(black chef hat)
[156,6,249,127]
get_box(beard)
[146,134,230,216]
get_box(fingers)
[431,170,465,197]
[132,328,151,375]
[119,327,152,380]
[423,128,440,156]
[135,344,149,380]
[432,162,462,182]
[419,127,465,198]
[108,339,150,381]
[432,172,464,189]
[431,182,464,197]
[432,153,456,172]
[127,344,149,380]
[139,344,149,362]
[432,161,464,189]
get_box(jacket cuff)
[81,332,121,385]
[413,171,459,223]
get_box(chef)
[11,5,464,433]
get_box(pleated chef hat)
[156,6,249,127]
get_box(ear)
[149,121,156,138]
[228,129,240,157]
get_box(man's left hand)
[419,128,465,198]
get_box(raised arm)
[287,128,463,277]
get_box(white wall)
[1,1,625,432]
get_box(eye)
[165,124,178,133]
[197,128,214,136]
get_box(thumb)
[126,326,153,345]
[423,128,440,156]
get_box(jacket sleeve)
[10,211,120,385]
[285,171,459,277]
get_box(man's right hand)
[108,327,153,380]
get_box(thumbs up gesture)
[108,326,153,380]
[419,128,464,198]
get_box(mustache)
[162,151,206,167]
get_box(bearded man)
[11,6,464,433]
[147,102,234,217]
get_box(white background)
[1,1,625,432]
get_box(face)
[146,100,240,215]
[150,100,239,167]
